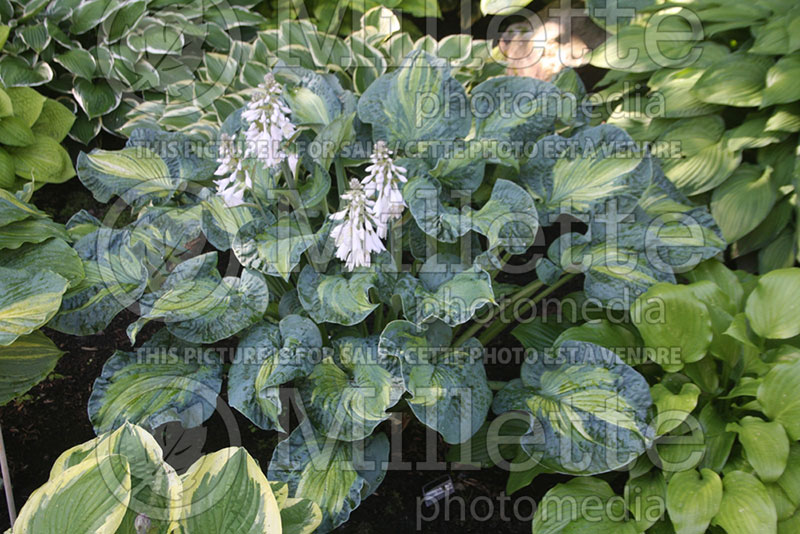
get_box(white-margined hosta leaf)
[48,228,148,336]
[0,266,68,345]
[267,420,389,533]
[357,50,471,145]
[492,340,653,475]
[228,316,323,432]
[88,329,223,434]
[520,125,646,218]
[179,447,282,534]
[50,422,182,533]
[269,481,323,534]
[233,215,317,282]
[379,320,492,444]
[128,252,269,344]
[297,265,378,326]
[300,335,404,441]
[0,330,63,406]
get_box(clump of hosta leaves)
[11,422,322,534]
[500,260,800,533]
[0,0,268,143]
[589,0,800,271]
[63,43,725,532]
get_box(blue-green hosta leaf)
[666,468,723,534]
[492,340,653,475]
[0,187,47,225]
[745,268,800,340]
[403,174,472,243]
[129,204,204,270]
[0,238,83,287]
[179,448,281,534]
[128,252,269,344]
[199,193,259,251]
[300,336,404,441]
[759,358,800,440]
[0,218,70,250]
[712,471,777,534]
[727,416,790,483]
[470,179,539,255]
[13,454,131,534]
[0,266,68,346]
[380,320,491,444]
[228,316,323,432]
[520,125,645,218]
[297,265,378,326]
[233,216,316,282]
[631,283,713,372]
[267,421,389,533]
[50,422,182,532]
[0,331,63,406]
[532,477,639,533]
[49,228,148,336]
[692,54,772,107]
[89,330,223,434]
[357,50,471,145]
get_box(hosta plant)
[56,28,725,531]
[590,0,800,271]
[10,422,322,534]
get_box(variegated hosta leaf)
[199,192,258,251]
[297,265,378,326]
[0,218,71,250]
[270,481,323,534]
[0,331,63,406]
[357,50,471,145]
[0,238,84,287]
[50,422,182,532]
[128,252,269,344]
[14,455,132,534]
[403,174,472,243]
[228,316,323,432]
[233,216,316,282]
[520,125,646,218]
[130,204,204,270]
[379,320,492,444]
[88,330,223,434]
[300,336,404,441]
[179,447,282,534]
[48,228,149,336]
[0,266,68,345]
[492,340,653,475]
[267,421,389,533]
[0,187,48,226]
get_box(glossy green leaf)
[666,468,723,534]
[759,358,800,440]
[728,416,789,482]
[712,471,777,534]
[625,470,666,530]
[54,49,97,80]
[711,164,776,243]
[651,382,701,435]
[745,268,800,339]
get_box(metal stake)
[0,424,16,526]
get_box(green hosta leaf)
[233,216,316,282]
[0,56,53,87]
[0,267,68,346]
[18,24,49,53]
[492,340,652,475]
[759,358,800,440]
[0,116,35,146]
[49,229,148,336]
[712,471,777,534]
[13,454,131,534]
[0,187,46,225]
[0,331,62,406]
[520,125,645,217]
[532,477,639,533]
[631,283,712,371]
[692,54,771,107]
[357,50,471,145]
[31,99,76,141]
[7,87,45,126]
[727,416,789,482]
[228,316,323,432]
[267,421,389,533]
[179,448,281,534]
[744,268,800,339]
[0,238,83,287]
[128,252,269,344]
[698,403,736,473]
[763,54,800,107]
[50,422,182,532]
[651,383,701,435]
[553,320,641,364]
[297,265,378,326]
[666,468,723,534]
[88,330,223,434]
[8,134,70,184]
[726,113,788,151]
[0,218,69,250]
[647,67,723,118]
[711,165,775,242]
[72,78,120,119]
[625,470,666,530]
[380,320,492,444]
[480,0,532,15]
[301,336,404,441]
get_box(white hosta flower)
[330,179,386,270]
[214,133,252,207]
[361,140,407,238]
[242,73,297,170]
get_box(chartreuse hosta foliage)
[59,30,724,530]
[11,422,321,534]
[487,261,800,533]
[591,0,800,270]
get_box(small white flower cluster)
[214,73,296,206]
[331,141,407,270]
